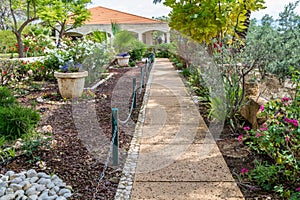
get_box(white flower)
[14,140,23,149]
[42,125,53,134]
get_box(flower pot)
[54,71,88,99]
[116,55,130,67]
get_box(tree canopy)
[2,0,91,57]
[8,0,44,57]
[38,0,91,39]
[156,0,265,44]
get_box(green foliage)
[212,40,256,131]
[0,106,40,140]
[290,66,300,102]
[22,134,51,157]
[88,30,108,43]
[81,44,113,87]
[0,86,18,106]
[248,162,283,191]
[181,68,190,77]
[129,40,147,61]
[22,25,55,57]
[113,30,137,53]
[129,61,136,67]
[244,75,300,197]
[187,67,210,103]
[0,87,40,140]
[0,136,5,148]
[111,22,121,36]
[0,59,29,86]
[246,1,300,80]
[26,60,55,81]
[39,0,91,39]
[6,0,46,57]
[208,96,227,122]
[154,43,177,58]
[0,30,17,53]
[43,37,113,86]
[163,0,265,44]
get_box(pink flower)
[285,117,299,127]
[284,117,290,123]
[296,187,300,192]
[243,126,251,131]
[237,134,243,142]
[285,136,290,142]
[241,168,249,175]
[260,105,264,112]
[260,127,268,131]
[281,97,291,102]
[259,123,268,131]
[291,119,299,127]
[255,132,261,138]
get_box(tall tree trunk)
[15,32,24,58]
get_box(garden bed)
[178,67,290,200]
[0,66,145,199]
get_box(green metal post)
[112,108,118,166]
[141,67,144,88]
[133,77,136,108]
[146,62,149,79]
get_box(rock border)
[0,169,72,200]
[114,63,155,199]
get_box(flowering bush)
[22,26,56,57]
[59,62,83,73]
[45,37,113,86]
[0,60,29,86]
[243,70,300,198]
[44,37,111,71]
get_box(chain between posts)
[118,85,137,124]
[93,59,153,199]
[119,61,153,124]
[92,126,118,200]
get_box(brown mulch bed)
[0,66,145,199]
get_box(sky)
[90,0,300,20]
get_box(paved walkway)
[130,58,244,200]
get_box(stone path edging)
[114,62,155,199]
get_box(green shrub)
[113,30,137,53]
[129,48,145,61]
[129,61,136,67]
[0,30,17,54]
[26,60,55,81]
[181,68,191,77]
[129,40,146,61]
[0,86,18,107]
[154,43,177,58]
[176,62,184,69]
[0,106,40,140]
[0,59,29,86]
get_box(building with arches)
[68,6,170,45]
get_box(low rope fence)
[92,55,154,199]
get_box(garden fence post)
[141,67,144,88]
[145,62,149,80]
[112,108,119,166]
[133,77,137,109]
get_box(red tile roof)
[86,6,162,25]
